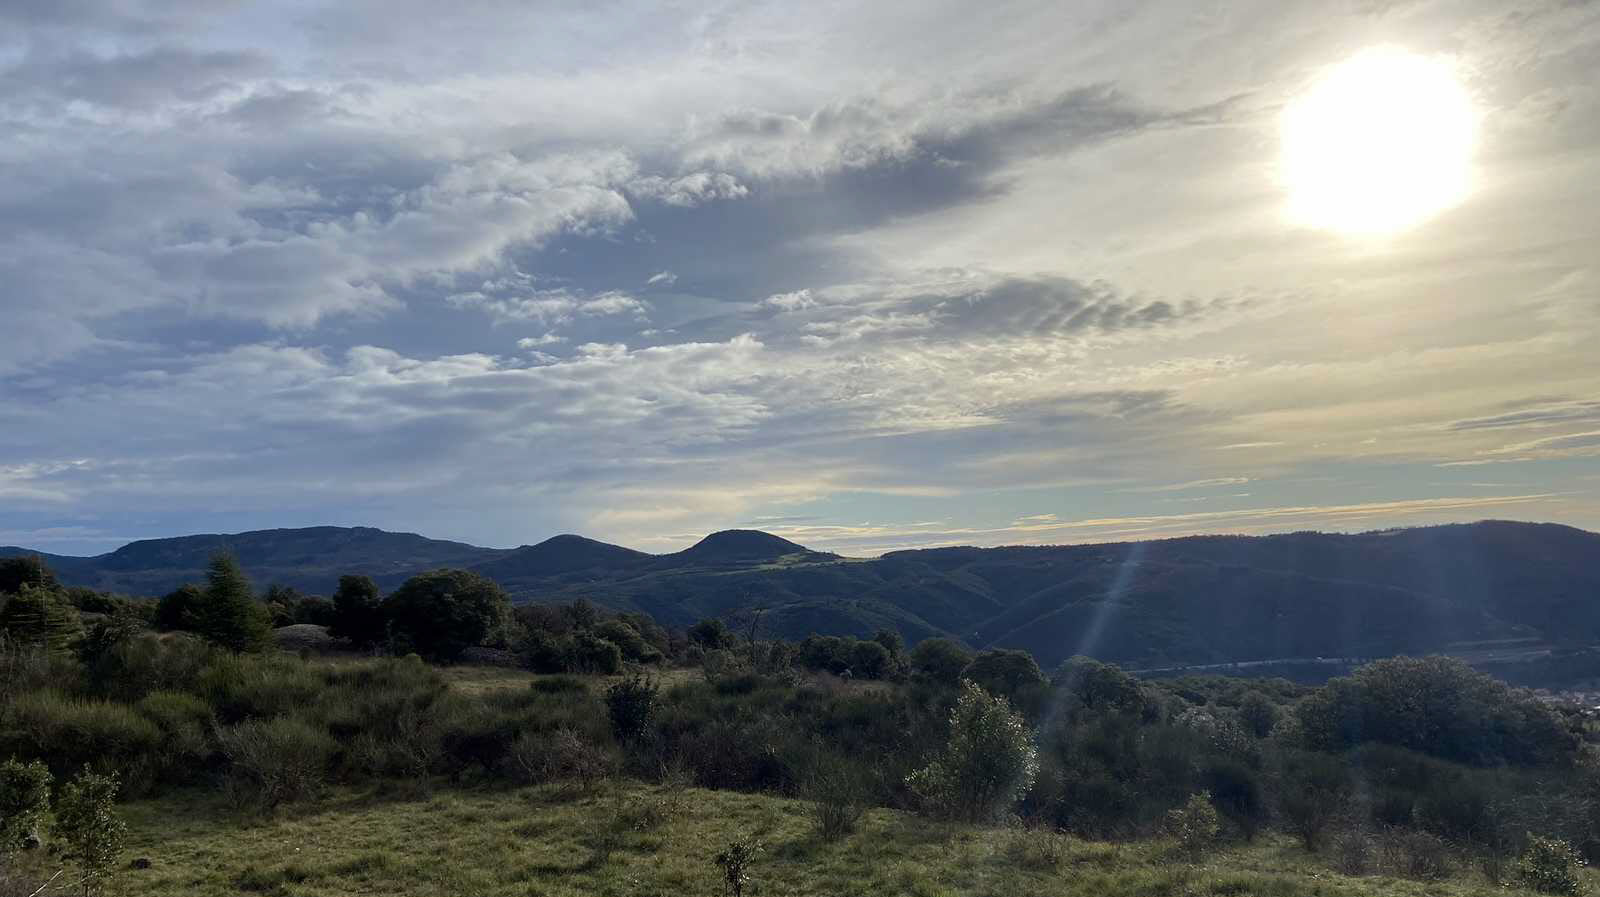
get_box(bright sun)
[1281,47,1478,236]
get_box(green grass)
[11,782,1584,897]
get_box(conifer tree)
[193,551,270,652]
[0,582,82,653]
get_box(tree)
[849,639,892,679]
[192,552,270,652]
[1239,691,1281,738]
[907,680,1038,822]
[910,638,973,686]
[54,769,126,897]
[872,628,905,660]
[154,584,204,631]
[0,555,58,595]
[689,618,733,651]
[0,583,82,653]
[383,569,509,661]
[329,574,385,648]
[962,649,1046,703]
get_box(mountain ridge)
[5,519,1598,670]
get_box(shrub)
[0,631,83,704]
[507,728,614,789]
[712,837,761,897]
[1165,791,1222,857]
[907,680,1038,822]
[1329,827,1374,876]
[0,758,51,852]
[2,691,162,781]
[216,717,336,810]
[197,653,322,721]
[54,769,126,897]
[135,691,214,779]
[1378,827,1452,880]
[85,631,216,702]
[604,674,659,745]
[1518,834,1587,895]
[804,755,870,841]
[1276,750,1350,851]
[1007,826,1071,872]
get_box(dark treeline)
[2,551,1598,892]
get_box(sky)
[2,0,1598,557]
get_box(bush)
[507,728,614,789]
[0,758,51,852]
[804,755,870,841]
[216,717,336,810]
[1165,791,1222,857]
[1007,826,1071,871]
[85,631,216,702]
[604,674,659,745]
[712,837,761,897]
[1378,827,1452,880]
[2,691,162,782]
[1518,834,1587,895]
[1276,750,1350,851]
[54,769,126,897]
[907,680,1038,822]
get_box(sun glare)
[1281,47,1477,236]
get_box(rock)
[130,857,152,870]
[22,827,42,850]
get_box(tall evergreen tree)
[329,574,384,648]
[0,582,82,653]
[0,555,59,595]
[193,552,270,652]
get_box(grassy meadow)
[12,780,1581,897]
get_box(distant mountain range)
[6,520,1599,670]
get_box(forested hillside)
[6,520,1598,669]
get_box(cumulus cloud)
[2,0,1599,553]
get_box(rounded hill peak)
[683,529,813,561]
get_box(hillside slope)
[7,520,1598,669]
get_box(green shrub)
[1007,826,1071,872]
[1276,749,1350,851]
[54,769,126,897]
[804,754,871,841]
[135,691,214,779]
[86,631,216,702]
[0,758,51,852]
[1165,791,1222,857]
[217,717,336,809]
[197,652,322,721]
[2,691,162,781]
[712,836,761,897]
[604,674,659,745]
[506,728,614,789]
[1518,834,1587,895]
[907,680,1038,822]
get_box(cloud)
[645,270,677,286]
